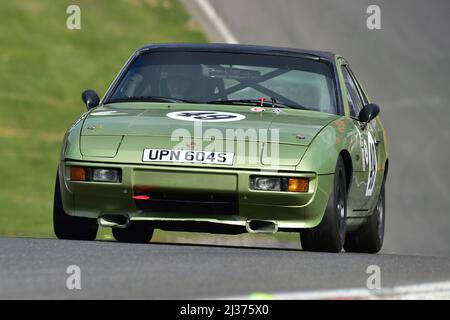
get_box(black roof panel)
[139,43,336,62]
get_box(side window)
[341,66,364,117]
[347,67,369,106]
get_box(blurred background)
[1,0,449,257]
[0,0,205,240]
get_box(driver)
[167,73,191,100]
[163,64,203,100]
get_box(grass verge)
[0,0,205,238]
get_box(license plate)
[142,149,234,165]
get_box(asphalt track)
[1,0,450,299]
[1,237,450,299]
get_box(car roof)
[138,43,336,63]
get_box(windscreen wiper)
[108,96,200,104]
[206,98,307,110]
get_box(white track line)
[217,281,450,300]
[194,0,239,44]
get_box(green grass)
[0,1,299,245]
[0,0,206,238]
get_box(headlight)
[250,176,309,192]
[70,166,121,183]
[92,168,120,182]
[251,177,282,191]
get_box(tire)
[112,222,154,243]
[53,173,98,240]
[344,182,385,253]
[300,156,347,252]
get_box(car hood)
[79,103,338,167]
[81,102,338,146]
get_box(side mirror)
[358,103,380,123]
[81,89,100,110]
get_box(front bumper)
[59,160,334,230]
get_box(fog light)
[92,168,120,182]
[288,178,309,192]
[252,177,281,191]
[70,167,87,181]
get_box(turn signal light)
[288,178,309,192]
[70,167,87,181]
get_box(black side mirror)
[358,103,380,123]
[81,89,100,110]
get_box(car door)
[341,64,378,210]
[348,66,384,209]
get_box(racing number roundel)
[365,131,377,196]
[166,111,246,122]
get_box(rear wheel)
[300,156,347,252]
[53,173,98,240]
[112,223,154,243]
[344,182,385,253]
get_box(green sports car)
[54,43,388,253]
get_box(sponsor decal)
[166,111,245,122]
[250,107,266,113]
[86,125,102,130]
[272,107,282,114]
[142,149,234,165]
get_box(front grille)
[134,192,239,215]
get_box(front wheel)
[300,156,347,252]
[53,173,98,240]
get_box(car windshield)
[109,51,338,114]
